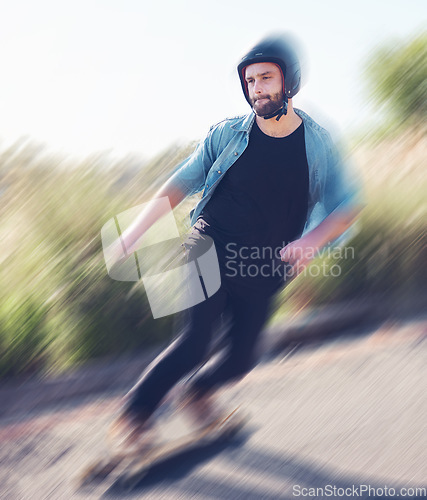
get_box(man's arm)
[280,207,360,275]
[119,179,187,255]
[281,126,366,276]
[107,127,215,266]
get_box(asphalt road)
[1,319,426,499]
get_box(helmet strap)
[262,95,288,121]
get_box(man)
[108,33,362,448]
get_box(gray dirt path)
[0,319,426,499]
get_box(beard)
[250,91,284,117]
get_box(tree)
[364,32,427,130]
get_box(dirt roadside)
[0,318,425,499]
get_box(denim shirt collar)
[230,112,255,132]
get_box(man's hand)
[280,208,361,277]
[280,232,322,277]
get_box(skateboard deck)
[114,406,246,491]
[79,406,246,490]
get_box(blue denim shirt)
[170,109,362,238]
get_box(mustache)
[254,95,271,102]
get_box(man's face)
[245,62,284,117]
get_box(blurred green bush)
[1,130,424,379]
[1,32,426,378]
[0,142,195,379]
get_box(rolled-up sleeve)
[168,128,215,198]
[323,134,365,216]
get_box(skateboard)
[79,406,246,491]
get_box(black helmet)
[237,33,301,120]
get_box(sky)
[0,0,425,160]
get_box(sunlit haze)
[0,0,424,159]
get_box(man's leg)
[116,284,229,425]
[181,289,273,422]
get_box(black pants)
[124,229,277,420]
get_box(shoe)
[178,388,227,430]
[108,411,156,454]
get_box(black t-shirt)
[194,120,309,293]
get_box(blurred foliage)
[364,32,427,131]
[1,34,426,379]
[273,126,426,322]
[273,32,427,322]
[1,128,425,379]
[0,140,195,379]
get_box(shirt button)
[206,184,209,188]
[234,152,238,156]
[217,170,221,174]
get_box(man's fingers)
[281,248,298,264]
[281,245,306,264]
[281,246,291,262]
